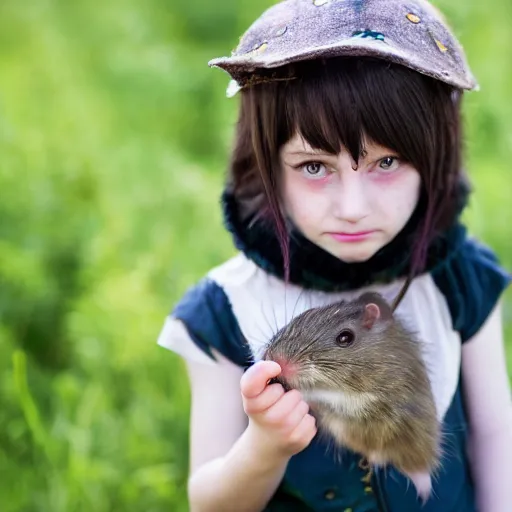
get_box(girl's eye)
[378,156,400,172]
[301,162,327,178]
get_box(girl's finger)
[264,389,304,423]
[240,360,282,399]
[243,383,286,415]
[280,399,310,430]
[288,414,317,446]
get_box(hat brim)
[209,36,478,92]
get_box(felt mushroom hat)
[208,0,478,97]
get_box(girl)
[158,0,512,510]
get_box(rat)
[262,291,441,502]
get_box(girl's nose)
[330,167,371,223]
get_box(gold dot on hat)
[435,39,448,53]
[426,26,449,54]
[406,13,421,24]
[247,42,269,56]
[313,0,330,6]
[275,25,288,37]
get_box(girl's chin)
[323,242,384,263]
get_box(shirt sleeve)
[157,316,218,365]
[157,277,254,368]
[431,236,511,343]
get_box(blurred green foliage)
[0,0,510,510]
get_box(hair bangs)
[280,57,444,171]
[282,63,364,164]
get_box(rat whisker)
[260,302,278,341]
[291,287,307,323]
[283,286,288,327]
[253,322,274,351]
[293,336,326,360]
[269,302,280,335]
[301,359,369,370]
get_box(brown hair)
[227,56,467,280]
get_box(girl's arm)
[185,351,316,512]
[461,300,512,512]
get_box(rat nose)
[273,357,299,381]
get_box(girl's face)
[280,133,421,263]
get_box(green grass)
[0,0,510,510]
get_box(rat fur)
[262,291,441,501]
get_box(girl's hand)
[240,360,317,460]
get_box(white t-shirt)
[158,252,461,422]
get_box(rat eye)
[336,329,355,347]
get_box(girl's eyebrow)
[285,150,333,157]
[364,148,400,158]
[283,146,398,158]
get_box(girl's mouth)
[328,231,376,243]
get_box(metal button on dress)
[324,489,336,500]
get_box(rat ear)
[362,303,380,329]
[358,292,393,328]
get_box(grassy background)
[0,0,510,510]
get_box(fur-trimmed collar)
[221,186,469,292]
